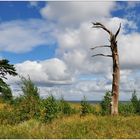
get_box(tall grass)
[0,115,139,139]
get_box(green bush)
[11,77,41,122]
[11,96,24,105]
[0,84,13,102]
[80,96,93,116]
[15,97,40,121]
[0,97,40,125]
[0,110,16,125]
[41,95,59,122]
[58,97,73,115]
[130,90,140,114]
[100,91,112,115]
[119,103,135,116]
[0,106,21,125]
[21,76,39,99]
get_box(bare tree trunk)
[91,22,121,116]
[111,47,120,115]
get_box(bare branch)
[92,22,111,35]
[115,23,121,38]
[92,53,112,57]
[91,45,110,50]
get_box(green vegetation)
[80,96,94,115]
[58,97,75,115]
[21,76,40,99]
[13,77,40,122]
[0,85,13,101]
[0,75,140,138]
[0,59,17,102]
[119,103,135,116]
[0,59,17,92]
[41,95,59,122]
[100,91,112,115]
[0,115,139,139]
[131,90,140,114]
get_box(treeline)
[0,77,140,125]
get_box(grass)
[0,114,140,139]
[0,99,139,139]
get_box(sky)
[1,1,140,100]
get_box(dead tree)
[91,22,121,115]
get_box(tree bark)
[111,43,120,115]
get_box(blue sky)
[1,1,140,63]
[1,1,140,100]
[0,1,52,63]
[0,1,44,21]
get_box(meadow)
[0,77,140,139]
[0,114,140,139]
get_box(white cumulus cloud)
[40,1,116,27]
[7,58,74,86]
[3,1,140,100]
[0,19,55,53]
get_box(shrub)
[21,76,39,99]
[119,103,135,116]
[11,96,24,105]
[0,103,21,125]
[0,84,13,102]
[100,91,112,115]
[0,110,17,125]
[130,90,140,114]
[41,95,59,122]
[12,77,41,122]
[58,97,73,115]
[80,96,93,116]
[15,96,40,121]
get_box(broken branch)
[92,53,112,57]
[115,23,121,38]
[92,22,111,35]
[91,45,110,50]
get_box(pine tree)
[0,59,17,100]
[21,76,39,99]
[131,90,139,113]
[100,91,112,115]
